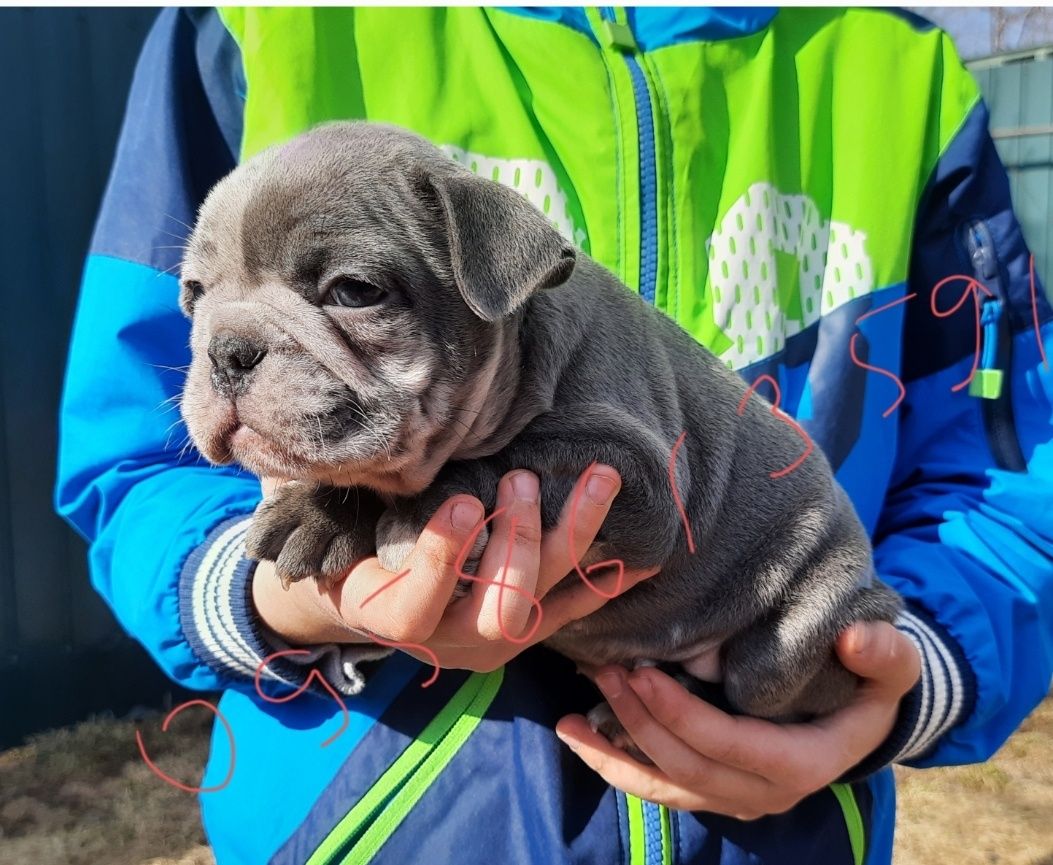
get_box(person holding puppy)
[57,8,1053,865]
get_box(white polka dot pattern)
[707,182,874,368]
[440,144,587,248]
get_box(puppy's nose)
[208,331,267,397]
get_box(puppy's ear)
[422,168,576,322]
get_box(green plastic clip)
[969,368,1004,400]
[601,20,637,52]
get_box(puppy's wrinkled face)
[179,122,575,494]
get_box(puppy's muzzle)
[208,330,267,398]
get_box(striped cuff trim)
[178,514,299,689]
[177,514,393,697]
[893,607,974,761]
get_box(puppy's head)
[179,122,576,493]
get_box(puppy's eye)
[324,277,388,309]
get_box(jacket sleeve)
[860,93,1053,771]
[54,8,371,697]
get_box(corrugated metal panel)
[0,8,190,748]
[974,54,1053,300]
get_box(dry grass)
[0,711,214,865]
[894,695,1053,865]
[1,696,1051,864]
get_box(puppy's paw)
[246,482,380,590]
[586,702,653,765]
[376,507,489,601]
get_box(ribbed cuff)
[177,514,391,697]
[840,604,976,781]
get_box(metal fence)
[973,48,1053,299]
[0,10,1051,747]
[0,8,180,749]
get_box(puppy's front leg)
[376,460,500,593]
[246,482,386,590]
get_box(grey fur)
[180,121,900,728]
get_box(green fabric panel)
[217,6,982,365]
[625,793,646,865]
[340,669,504,864]
[659,804,673,865]
[648,8,979,358]
[829,782,866,865]
[305,671,493,865]
[218,7,633,276]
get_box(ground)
[1,696,1050,864]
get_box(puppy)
[179,121,900,735]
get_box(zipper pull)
[970,299,1004,399]
[963,220,1005,400]
[600,19,637,52]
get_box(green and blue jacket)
[56,8,1053,864]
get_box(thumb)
[836,621,921,699]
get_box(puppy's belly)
[677,642,723,682]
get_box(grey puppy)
[179,121,900,733]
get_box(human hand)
[252,467,660,672]
[554,621,921,819]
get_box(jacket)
[55,8,1053,864]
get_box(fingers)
[334,495,486,643]
[590,667,775,802]
[537,465,622,596]
[453,471,545,642]
[805,622,923,760]
[259,476,286,498]
[623,667,796,780]
[528,565,660,644]
[554,715,771,817]
[837,621,922,699]
[618,667,847,801]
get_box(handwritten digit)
[565,462,626,599]
[930,275,994,392]
[849,293,916,418]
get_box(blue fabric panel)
[55,255,260,691]
[732,285,909,529]
[201,653,419,865]
[903,100,1053,384]
[625,7,777,51]
[369,652,623,865]
[500,6,593,39]
[864,769,896,865]
[268,664,475,864]
[875,323,1053,766]
[90,8,243,274]
[500,7,776,50]
[673,784,864,863]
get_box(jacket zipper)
[963,220,1027,472]
[598,7,660,305]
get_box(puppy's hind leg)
[721,560,901,721]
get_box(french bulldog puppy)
[178,121,900,735]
